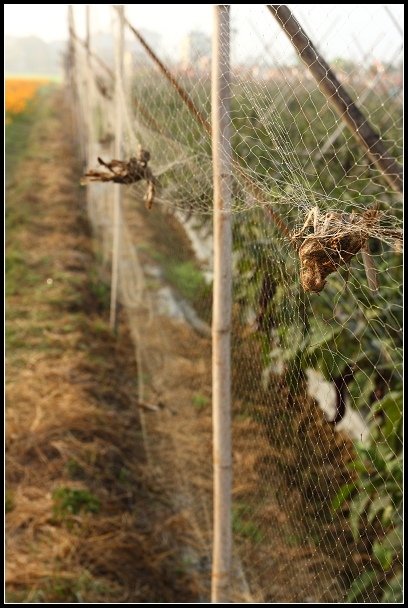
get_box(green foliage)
[346,570,378,602]
[331,483,356,512]
[6,571,111,603]
[165,260,207,302]
[88,270,111,312]
[192,393,210,410]
[331,383,402,602]
[371,392,403,453]
[65,458,85,480]
[227,81,402,603]
[5,490,15,513]
[6,249,41,297]
[232,503,263,543]
[338,432,403,601]
[233,209,402,602]
[381,571,403,603]
[118,467,131,484]
[52,487,100,517]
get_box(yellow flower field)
[5,78,50,116]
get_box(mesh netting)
[69,4,403,602]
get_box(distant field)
[5,76,59,116]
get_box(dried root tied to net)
[81,146,156,209]
[292,206,382,293]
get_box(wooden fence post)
[211,5,232,603]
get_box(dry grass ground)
[5,90,198,603]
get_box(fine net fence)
[69,3,403,602]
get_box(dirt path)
[5,90,198,603]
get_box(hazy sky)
[4,4,404,64]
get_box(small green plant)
[88,269,110,312]
[192,393,209,410]
[232,503,263,543]
[6,249,41,296]
[5,326,27,350]
[118,467,131,484]
[52,487,100,517]
[286,533,302,547]
[65,459,85,480]
[20,571,106,603]
[165,261,207,302]
[5,490,15,513]
[332,418,403,603]
[90,318,111,336]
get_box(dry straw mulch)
[6,91,197,603]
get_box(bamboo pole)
[211,5,232,603]
[66,6,75,103]
[85,6,94,165]
[267,5,403,194]
[67,6,75,87]
[72,29,115,80]
[67,6,85,163]
[110,5,124,332]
